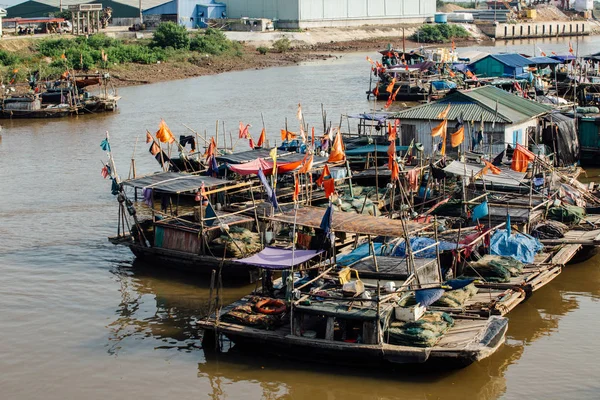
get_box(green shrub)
[0,50,20,66]
[257,46,269,55]
[151,22,190,50]
[272,37,291,53]
[190,28,242,56]
[411,24,470,43]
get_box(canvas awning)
[233,247,324,270]
[269,206,428,237]
[443,160,527,188]
[123,171,232,193]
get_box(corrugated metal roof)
[487,53,532,68]
[395,101,509,123]
[395,86,551,124]
[527,56,561,65]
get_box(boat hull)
[127,243,259,283]
[200,316,507,369]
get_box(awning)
[123,171,231,193]
[216,149,274,164]
[227,158,303,176]
[269,206,427,237]
[234,247,324,270]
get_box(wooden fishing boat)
[108,171,265,282]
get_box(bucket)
[434,13,447,24]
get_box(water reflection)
[105,254,600,399]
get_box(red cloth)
[323,179,335,198]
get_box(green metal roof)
[394,86,551,124]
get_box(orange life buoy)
[255,298,287,315]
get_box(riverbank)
[108,33,485,87]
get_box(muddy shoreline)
[109,36,488,88]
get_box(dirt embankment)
[109,33,485,87]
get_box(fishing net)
[386,311,454,347]
[210,226,262,258]
[531,220,569,239]
[462,255,524,283]
[547,205,585,225]
[433,283,479,308]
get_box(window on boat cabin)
[400,124,416,146]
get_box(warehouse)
[144,0,436,29]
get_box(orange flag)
[390,159,400,182]
[293,175,300,201]
[387,140,396,167]
[431,119,447,137]
[511,144,535,173]
[280,129,297,141]
[327,131,345,162]
[384,93,393,109]
[569,42,574,54]
[204,137,217,159]
[440,130,447,156]
[311,127,315,147]
[239,122,250,139]
[323,178,335,199]
[299,154,314,174]
[155,119,175,143]
[386,78,396,93]
[388,122,397,141]
[257,128,266,147]
[449,70,455,78]
[366,56,374,64]
[145,131,153,143]
[249,138,255,149]
[450,125,464,148]
[482,160,501,175]
[316,164,331,187]
[436,104,451,119]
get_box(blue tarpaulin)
[337,242,384,267]
[431,80,457,90]
[393,237,459,258]
[490,230,543,264]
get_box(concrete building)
[394,86,552,156]
[144,0,436,29]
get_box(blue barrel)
[434,13,447,24]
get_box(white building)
[220,0,436,28]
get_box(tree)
[151,22,190,50]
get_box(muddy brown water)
[1,37,600,399]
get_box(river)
[1,36,599,400]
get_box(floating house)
[468,54,533,79]
[394,86,552,155]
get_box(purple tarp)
[234,247,324,270]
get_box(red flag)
[293,175,300,202]
[257,128,266,147]
[299,154,314,174]
[373,86,379,98]
[311,127,315,147]
[323,178,335,199]
[149,142,160,156]
[101,165,109,179]
[392,85,400,101]
[249,138,255,149]
[569,42,574,54]
[145,131,153,143]
[316,164,331,187]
